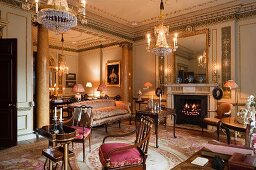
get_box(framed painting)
[66,73,76,80]
[106,61,120,87]
[66,81,76,88]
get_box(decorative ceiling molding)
[2,0,256,51]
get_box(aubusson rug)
[0,121,242,169]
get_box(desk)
[173,142,253,169]
[221,117,249,146]
[135,108,176,148]
[37,124,76,170]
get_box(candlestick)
[59,108,63,122]
[54,107,57,118]
[35,0,39,13]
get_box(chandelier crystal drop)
[37,0,77,34]
[146,0,178,56]
[22,0,87,34]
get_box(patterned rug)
[0,121,244,169]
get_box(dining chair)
[64,105,92,162]
[98,116,153,170]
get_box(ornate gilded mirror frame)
[167,28,210,84]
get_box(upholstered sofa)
[68,99,131,131]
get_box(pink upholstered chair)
[202,102,233,140]
[64,105,92,162]
[98,116,153,170]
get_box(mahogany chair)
[99,116,153,170]
[64,105,92,162]
[202,102,233,140]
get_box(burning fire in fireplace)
[181,103,201,116]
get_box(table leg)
[155,117,159,148]
[221,124,231,144]
[64,143,68,170]
[173,114,177,138]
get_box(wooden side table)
[135,108,176,148]
[221,117,249,146]
[37,124,76,170]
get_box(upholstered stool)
[42,146,74,170]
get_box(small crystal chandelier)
[22,0,87,34]
[56,33,69,75]
[198,50,207,68]
[146,0,178,56]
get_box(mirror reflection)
[175,29,208,83]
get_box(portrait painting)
[106,61,120,87]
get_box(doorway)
[0,39,17,147]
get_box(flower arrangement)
[236,95,256,125]
[247,95,256,107]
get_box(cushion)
[92,107,128,120]
[203,117,220,125]
[70,126,91,138]
[99,143,143,168]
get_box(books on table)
[191,157,209,166]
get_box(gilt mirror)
[174,29,209,83]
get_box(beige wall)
[79,45,122,97]
[0,3,34,140]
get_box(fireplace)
[174,95,207,127]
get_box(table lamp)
[224,80,239,111]
[72,84,85,101]
[97,83,106,97]
[143,82,153,89]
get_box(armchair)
[63,105,92,162]
[202,102,233,140]
[98,116,153,170]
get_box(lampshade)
[144,82,153,88]
[72,84,85,93]
[97,83,106,92]
[224,80,238,89]
[86,82,92,88]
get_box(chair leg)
[105,124,108,133]
[83,140,85,162]
[217,122,221,141]
[201,121,204,135]
[118,120,121,128]
[88,134,91,152]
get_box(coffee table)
[135,108,176,148]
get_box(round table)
[221,117,249,145]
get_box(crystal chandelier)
[22,0,87,34]
[146,0,178,56]
[56,33,69,75]
[198,50,207,68]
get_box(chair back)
[135,116,153,154]
[72,105,93,127]
[72,106,83,126]
[216,102,233,119]
[80,106,93,128]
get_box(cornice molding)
[3,0,256,50]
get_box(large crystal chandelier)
[146,0,178,56]
[22,0,87,34]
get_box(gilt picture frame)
[66,73,76,80]
[106,61,120,87]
